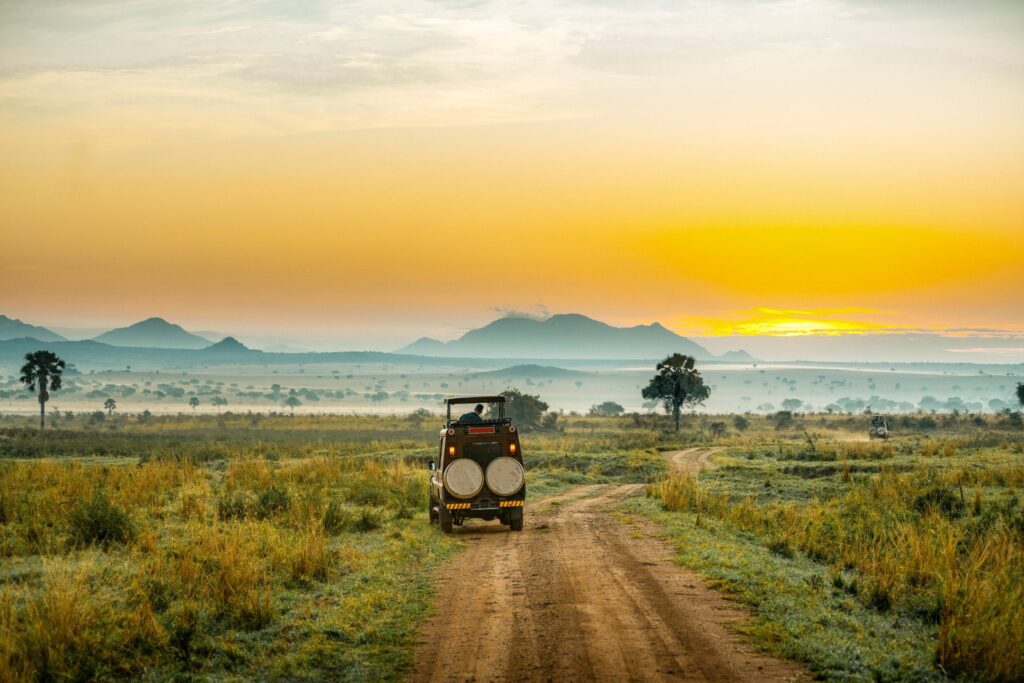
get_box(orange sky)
[1,1,1022,345]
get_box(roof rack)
[443,396,505,405]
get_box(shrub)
[255,486,291,519]
[67,491,135,548]
[217,492,252,520]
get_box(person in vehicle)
[460,403,485,423]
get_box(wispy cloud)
[3,0,1022,140]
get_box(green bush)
[256,486,291,518]
[67,490,135,547]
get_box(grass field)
[631,417,1024,682]
[0,413,666,681]
[1,411,1021,681]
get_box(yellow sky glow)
[1,1,1022,344]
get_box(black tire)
[439,505,454,534]
[510,516,523,532]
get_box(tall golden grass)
[649,448,1024,680]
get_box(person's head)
[474,403,484,415]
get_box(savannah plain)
[1,391,1022,681]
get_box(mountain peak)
[93,318,212,349]
[205,336,249,352]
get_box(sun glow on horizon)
[1,1,1022,339]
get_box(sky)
[1,0,1022,351]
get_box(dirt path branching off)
[409,449,808,682]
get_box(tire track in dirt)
[408,450,807,682]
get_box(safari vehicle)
[428,396,525,533]
[869,414,891,440]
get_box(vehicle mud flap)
[509,507,523,532]
[439,504,454,534]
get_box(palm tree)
[103,397,117,415]
[19,350,66,430]
[188,396,200,415]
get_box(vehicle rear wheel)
[439,505,454,534]
[510,516,523,532]
[428,500,438,524]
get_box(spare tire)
[444,459,484,499]
[486,457,525,496]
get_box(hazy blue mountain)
[473,364,586,379]
[93,318,211,349]
[398,314,714,360]
[718,349,758,363]
[0,315,66,342]
[0,337,503,372]
[402,337,448,355]
[200,336,253,358]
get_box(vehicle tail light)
[448,445,456,457]
[509,443,517,454]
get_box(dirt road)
[409,449,807,682]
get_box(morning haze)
[1,2,1022,682]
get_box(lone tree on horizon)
[1017,382,1024,409]
[19,350,66,430]
[103,397,117,415]
[283,396,301,414]
[188,396,200,415]
[642,353,710,432]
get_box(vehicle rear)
[428,396,526,533]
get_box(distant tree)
[733,415,749,431]
[709,421,727,438]
[103,397,117,415]
[188,396,200,414]
[774,411,795,430]
[589,401,625,417]
[493,388,548,430]
[781,398,803,411]
[1017,382,1024,408]
[212,396,228,412]
[19,350,66,430]
[641,354,710,432]
[284,396,301,414]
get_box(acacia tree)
[492,388,549,430]
[641,353,710,432]
[283,396,301,414]
[589,401,625,417]
[188,396,200,415]
[19,350,66,430]
[103,397,117,415]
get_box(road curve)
[408,449,807,682]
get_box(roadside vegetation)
[0,413,666,681]
[2,409,1021,680]
[631,419,1024,682]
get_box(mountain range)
[0,315,66,342]
[400,313,718,360]
[1,312,752,362]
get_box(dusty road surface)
[409,449,807,683]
